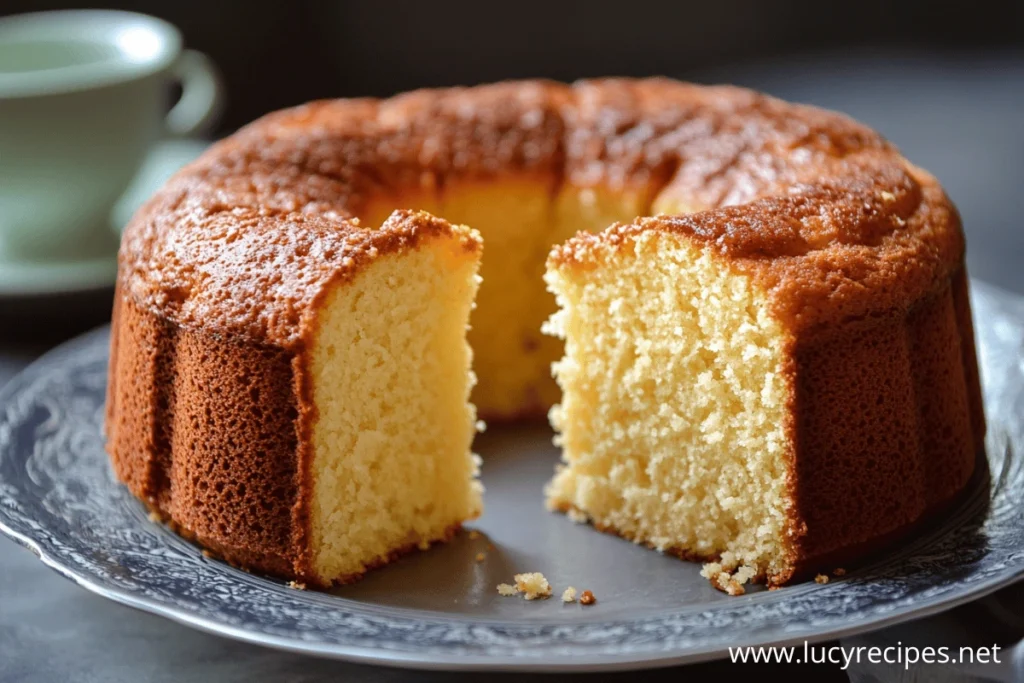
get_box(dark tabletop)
[2,49,1023,682]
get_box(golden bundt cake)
[106,78,983,588]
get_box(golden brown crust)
[779,270,982,581]
[108,77,983,586]
[108,293,305,576]
[561,78,693,192]
[120,192,477,347]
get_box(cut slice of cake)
[107,209,484,586]
[304,212,485,583]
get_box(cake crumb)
[579,590,596,605]
[702,563,759,595]
[562,586,577,603]
[475,552,486,562]
[734,566,757,584]
[287,580,307,590]
[514,572,552,600]
[417,539,430,551]
[201,549,214,559]
[815,573,830,584]
[497,583,519,597]
[147,511,163,524]
[467,530,481,541]
[475,420,487,433]
[567,508,589,524]
[700,562,723,580]
[833,568,846,577]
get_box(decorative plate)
[2,280,1024,672]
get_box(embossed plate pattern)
[2,279,1024,672]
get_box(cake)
[106,78,983,588]
[543,144,984,589]
[107,207,484,585]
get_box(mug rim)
[0,10,182,99]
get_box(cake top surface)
[120,78,964,344]
[120,204,478,346]
[550,152,963,335]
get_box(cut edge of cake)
[542,226,799,586]
[302,210,485,585]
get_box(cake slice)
[107,210,484,585]
[304,213,485,583]
[543,204,981,587]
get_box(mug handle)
[165,50,224,138]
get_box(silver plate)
[2,280,1024,672]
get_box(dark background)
[5,0,1022,301]
[3,0,1023,134]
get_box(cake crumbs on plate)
[514,572,552,600]
[833,567,846,576]
[815,573,830,584]
[147,511,163,524]
[467,529,481,541]
[579,590,596,605]
[566,508,589,524]
[561,586,577,603]
[287,580,307,590]
[475,552,486,562]
[201,549,214,559]
[701,562,757,595]
[496,583,519,597]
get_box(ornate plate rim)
[2,279,1024,672]
[5,526,1024,672]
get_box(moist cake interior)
[361,182,654,421]
[350,184,787,582]
[308,226,483,581]
[543,228,791,583]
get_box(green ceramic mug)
[0,10,222,262]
